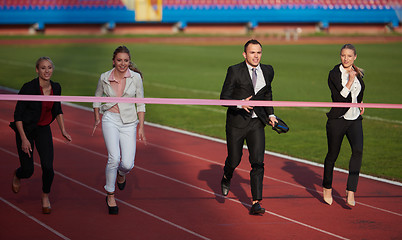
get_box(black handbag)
[272,117,289,134]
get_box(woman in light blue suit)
[93,46,146,215]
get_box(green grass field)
[0,39,401,181]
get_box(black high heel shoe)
[117,173,126,191]
[106,192,118,215]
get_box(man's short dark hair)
[244,39,262,53]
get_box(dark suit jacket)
[10,78,63,135]
[220,61,274,128]
[326,64,365,119]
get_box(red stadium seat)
[0,0,396,11]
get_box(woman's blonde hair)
[36,56,54,70]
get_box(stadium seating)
[0,0,126,10]
[0,0,401,31]
[161,0,400,9]
[0,0,402,10]
[0,0,132,26]
[1,0,400,10]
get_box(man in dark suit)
[220,39,277,215]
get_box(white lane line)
[2,113,401,217]
[0,128,393,239]
[136,166,350,240]
[55,111,402,188]
[1,142,349,240]
[146,122,402,187]
[0,146,210,240]
[144,141,402,217]
[50,140,349,239]
[1,104,400,239]
[0,197,71,240]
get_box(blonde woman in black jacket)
[10,57,72,214]
[322,44,365,207]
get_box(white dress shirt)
[247,64,265,118]
[339,64,361,120]
[247,64,266,94]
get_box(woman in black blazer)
[10,57,72,214]
[322,44,365,207]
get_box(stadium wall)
[0,1,401,36]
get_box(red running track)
[0,89,401,240]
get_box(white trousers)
[102,111,137,193]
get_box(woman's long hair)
[340,44,364,78]
[112,46,143,80]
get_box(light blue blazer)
[93,68,145,124]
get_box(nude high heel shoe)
[12,171,20,193]
[346,190,356,207]
[41,195,51,214]
[323,188,333,205]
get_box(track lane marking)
[2,115,401,218]
[0,147,210,240]
[56,139,351,239]
[0,141,350,240]
[0,196,71,240]
[1,106,401,240]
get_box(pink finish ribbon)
[0,94,401,109]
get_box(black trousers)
[224,118,265,201]
[15,125,54,194]
[323,117,363,192]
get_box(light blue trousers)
[102,111,137,193]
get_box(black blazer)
[326,64,365,119]
[10,78,63,135]
[220,61,274,128]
